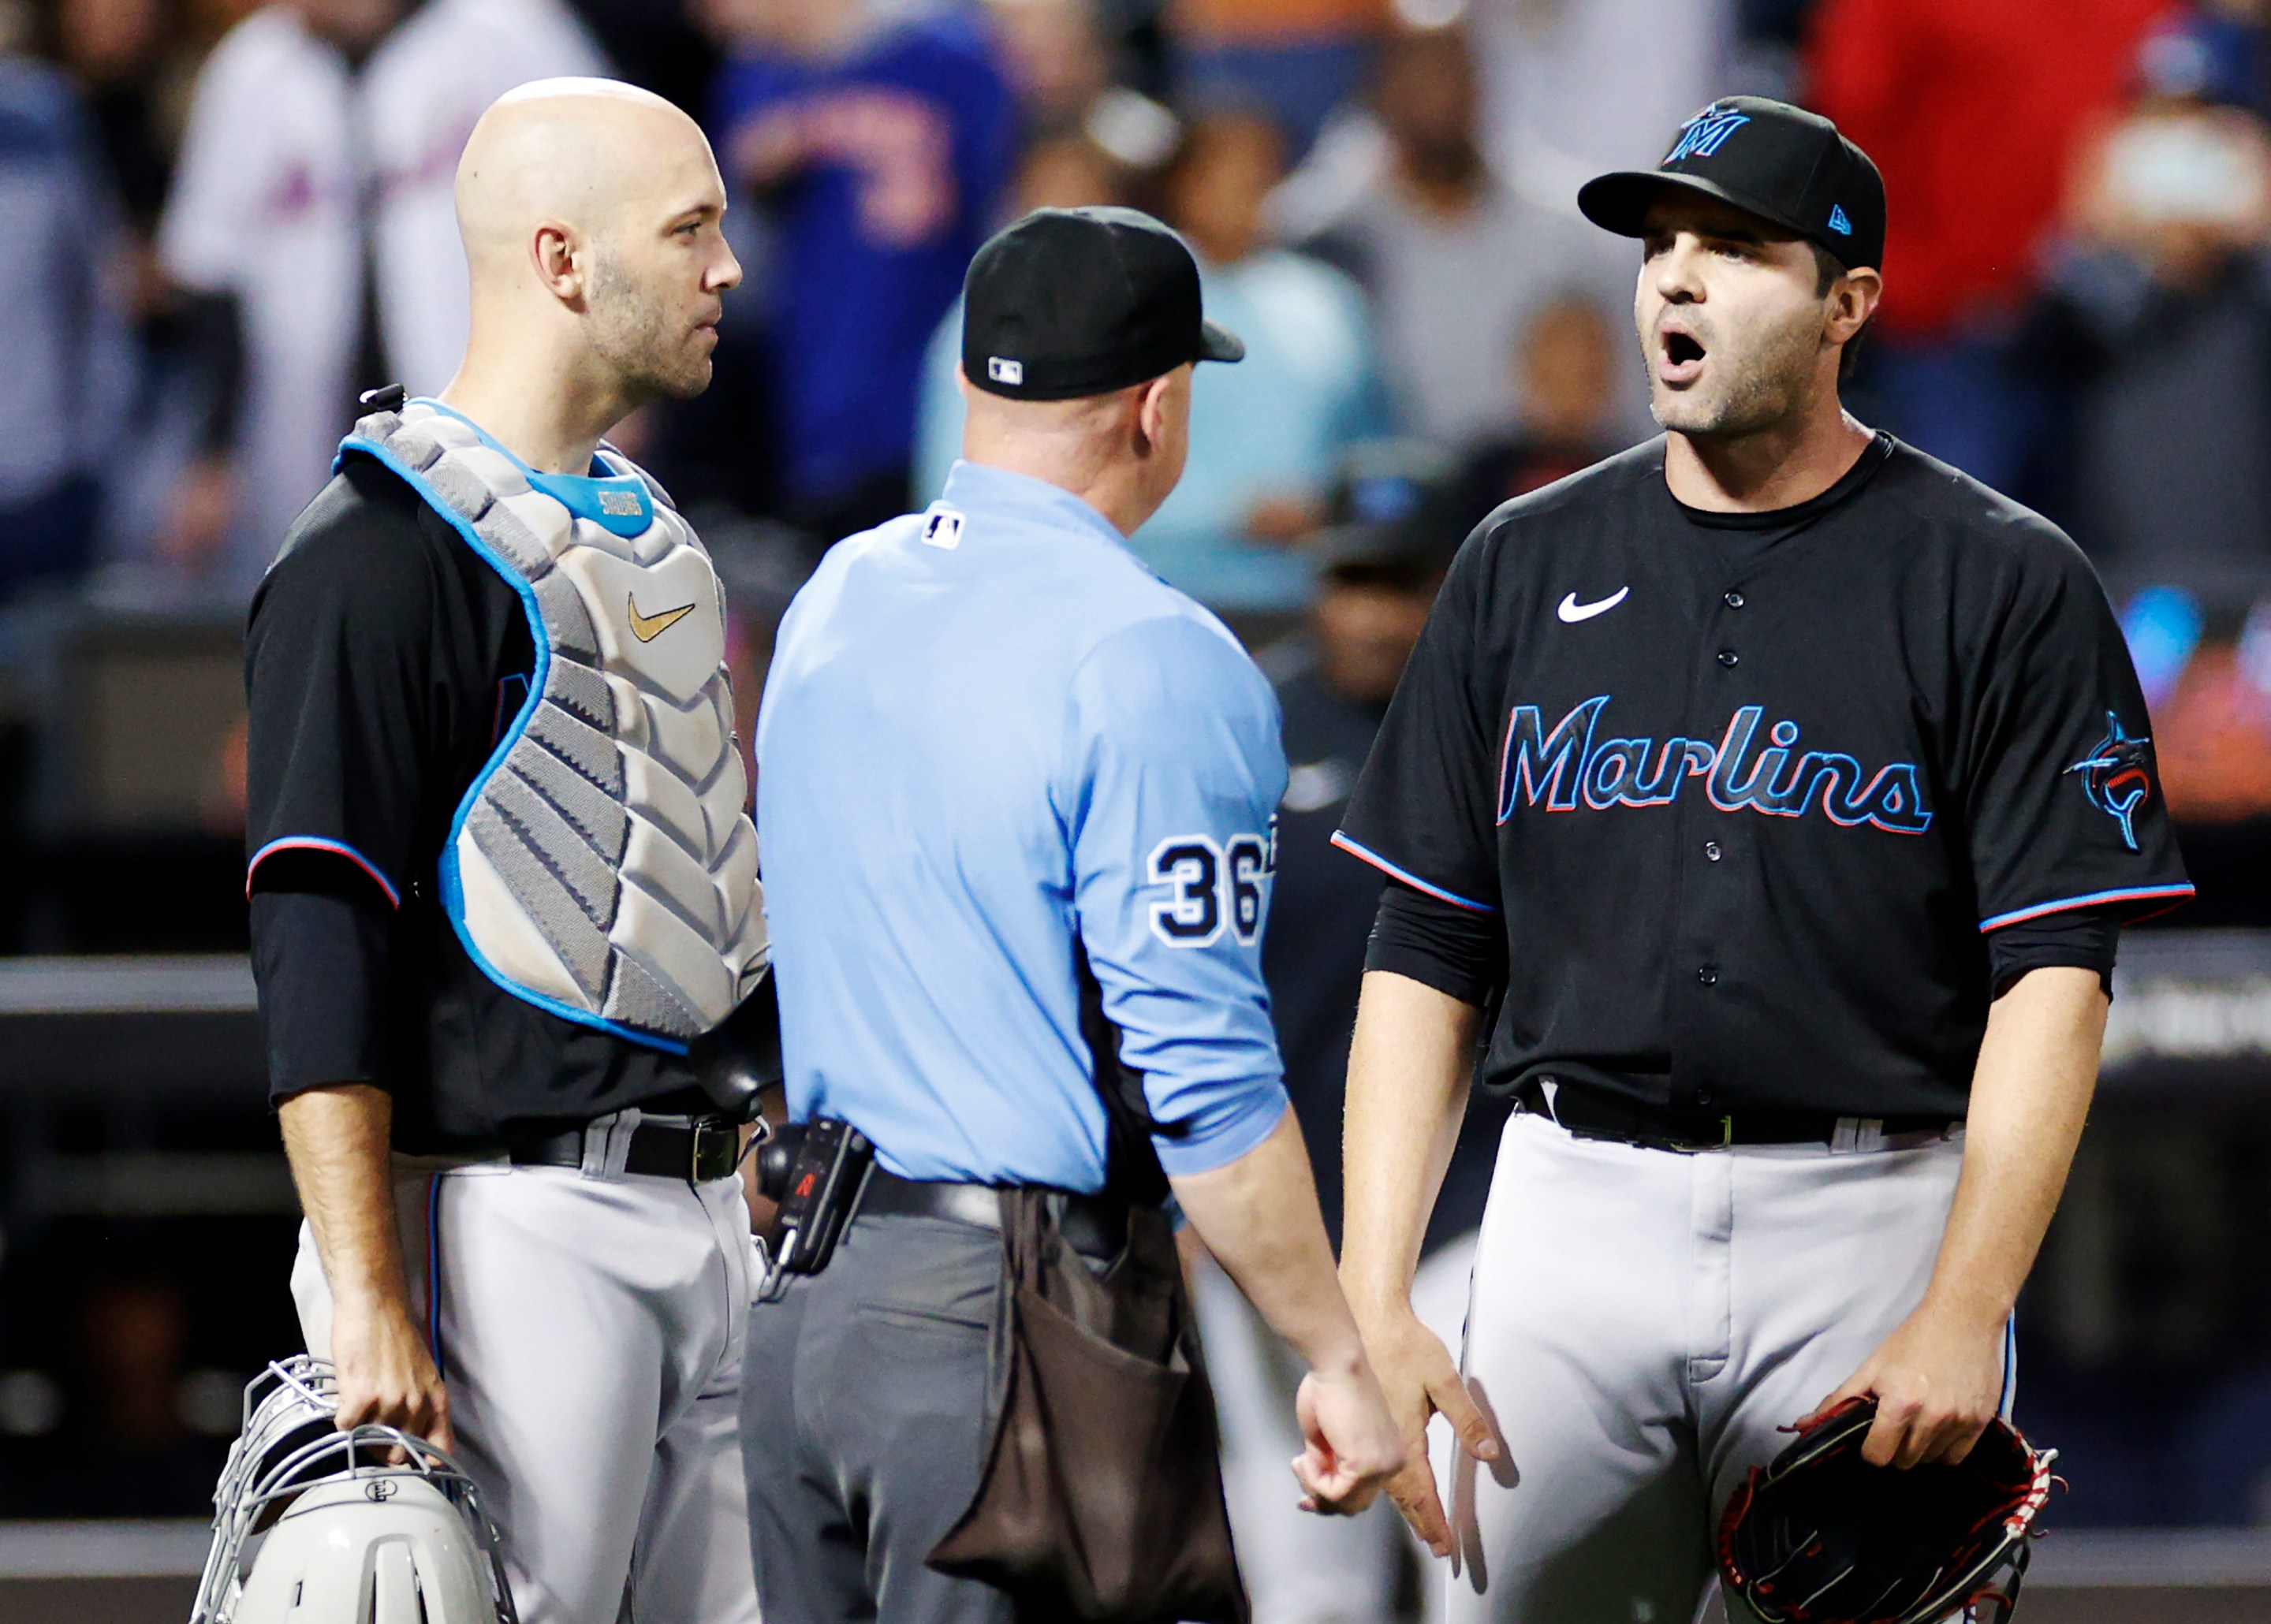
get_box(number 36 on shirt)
[1147,826,1276,948]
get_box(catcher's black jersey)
[1337,433,2191,1119]
[244,456,699,1150]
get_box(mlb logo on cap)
[988,356,1024,386]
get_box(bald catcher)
[244,80,766,1623]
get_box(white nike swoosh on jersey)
[1557,587,1630,623]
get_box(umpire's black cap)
[961,207,1244,402]
[1578,96,1886,273]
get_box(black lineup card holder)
[759,1117,874,1302]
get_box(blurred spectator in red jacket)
[1806,0,2170,490]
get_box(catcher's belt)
[1717,1396,2057,1624]
[325,395,767,1049]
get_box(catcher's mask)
[1717,1396,2058,1624]
[191,1357,518,1624]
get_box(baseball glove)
[1717,1397,2058,1624]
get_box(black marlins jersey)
[244,456,700,1149]
[1337,434,2192,1119]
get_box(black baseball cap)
[961,207,1244,402]
[1578,96,1885,273]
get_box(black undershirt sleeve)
[1988,904,2120,1000]
[251,867,394,1101]
[245,466,446,1103]
[1364,878,1508,1011]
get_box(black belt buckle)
[688,1119,741,1183]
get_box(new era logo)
[1829,204,1853,235]
[988,356,1024,386]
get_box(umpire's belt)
[861,1165,1127,1261]
[509,1116,740,1183]
[1515,1076,1960,1153]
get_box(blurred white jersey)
[158,0,605,584]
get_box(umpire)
[746,207,1403,1622]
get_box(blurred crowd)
[3,0,2271,732]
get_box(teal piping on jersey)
[336,431,691,1056]
[412,397,657,539]
[1978,883,2195,933]
[1329,831,1499,914]
[246,836,401,909]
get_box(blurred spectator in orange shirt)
[1806,0,2169,490]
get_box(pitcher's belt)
[1515,1076,1959,1153]
[509,1116,740,1183]
[859,1164,1128,1260]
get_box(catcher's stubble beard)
[587,247,718,406]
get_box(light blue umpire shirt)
[756,458,1292,1190]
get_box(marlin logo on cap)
[988,356,1024,386]
[1667,103,1750,163]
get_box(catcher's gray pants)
[289,1130,762,1624]
[1447,1109,1997,1624]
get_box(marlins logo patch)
[1667,104,1750,163]
[2065,711,2155,851]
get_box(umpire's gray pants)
[742,1209,1014,1623]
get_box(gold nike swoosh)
[628,594,697,643]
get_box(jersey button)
[1716,648,1740,668]
[1703,840,1723,862]
[1694,1085,1717,1107]
[1697,964,1718,985]
[1724,590,1745,609]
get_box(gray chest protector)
[341,400,766,1049]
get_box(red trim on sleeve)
[1978,883,2194,933]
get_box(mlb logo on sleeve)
[920,504,966,550]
